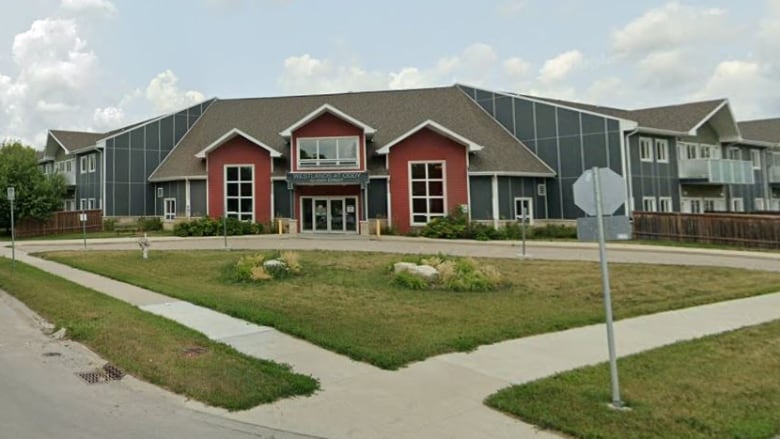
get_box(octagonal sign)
[573,168,625,216]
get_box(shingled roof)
[149,86,555,181]
[49,130,104,152]
[738,118,780,145]
[523,95,726,134]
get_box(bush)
[530,224,577,239]
[103,218,117,232]
[420,208,468,239]
[173,217,265,237]
[227,251,303,283]
[392,255,503,292]
[392,271,430,290]
[137,217,163,232]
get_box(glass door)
[345,198,357,232]
[314,199,328,231]
[330,199,344,232]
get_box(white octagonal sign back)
[573,168,626,216]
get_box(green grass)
[486,320,780,439]
[0,230,173,241]
[43,250,780,369]
[0,257,317,410]
[630,239,780,253]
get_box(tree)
[0,141,66,231]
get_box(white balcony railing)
[53,160,77,185]
[678,159,755,185]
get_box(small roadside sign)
[7,187,15,201]
[573,168,625,216]
[79,213,88,222]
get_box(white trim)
[690,100,742,141]
[641,196,657,212]
[296,135,360,170]
[655,138,669,163]
[408,161,447,226]
[164,197,177,221]
[195,128,282,158]
[750,149,761,170]
[279,104,376,138]
[639,137,654,162]
[185,179,191,218]
[223,164,256,222]
[658,196,672,213]
[491,174,499,228]
[376,120,484,154]
[513,197,534,225]
[368,175,389,179]
[149,175,207,183]
[47,131,71,154]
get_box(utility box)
[577,216,632,241]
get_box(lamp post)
[7,187,15,264]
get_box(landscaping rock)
[263,259,286,269]
[51,328,67,340]
[394,262,416,274]
[411,264,439,281]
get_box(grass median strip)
[42,250,780,370]
[486,320,780,439]
[0,257,318,410]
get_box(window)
[65,160,72,173]
[514,198,533,224]
[655,139,669,163]
[755,198,765,211]
[750,150,761,170]
[703,199,715,212]
[225,165,253,221]
[659,197,672,212]
[87,198,95,210]
[297,136,359,168]
[699,145,711,159]
[410,162,446,225]
[157,187,164,198]
[63,199,75,211]
[727,147,741,160]
[642,197,657,212]
[639,137,653,162]
[88,154,96,172]
[731,198,744,212]
[537,183,546,196]
[79,198,87,210]
[164,198,176,220]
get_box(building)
[40,85,780,234]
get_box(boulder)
[263,259,287,269]
[411,264,439,281]
[394,262,417,274]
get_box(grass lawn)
[0,257,317,410]
[631,239,780,253]
[0,230,173,242]
[43,250,780,369]
[486,320,780,439]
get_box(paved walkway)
[4,236,780,438]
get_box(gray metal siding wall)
[628,135,680,211]
[155,181,186,217]
[190,180,207,217]
[459,85,624,219]
[728,145,765,211]
[75,151,102,208]
[497,177,540,220]
[103,100,212,217]
[468,176,492,220]
[273,180,291,218]
[367,178,388,218]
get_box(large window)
[655,139,668,163]
[298,136,359,168]
[642,196,657,212]
[639,137,653,162]
[225,165,254,221]
[659,197,672,212]
[750,149,761,169]
[410,162,445,225]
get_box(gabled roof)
[738,118,780,146]
[376,120,484,154]
[149,86,556,181]
[279,103,377,138]
[195,128,282,158]
[49,130,104,153]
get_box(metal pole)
[10,198,15,265]
[223,213,228,250]
[82,211,87,249]
[521,207,527,257]
[593,166,622,408]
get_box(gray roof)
[738,118,780,144]
[49,130,104,152]
[150,86,555,181]
[524,95,726,134]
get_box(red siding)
[388,128,469,233]
[207,135,272,222]
[291,112,366,172]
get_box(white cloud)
[612,2,726,58]
[504,57,532,79]
[496,0,526,17]
[144,70,206,113]
[93,106,125,129]
[538,50,583,83]
[61,0,118,16]
[692,60,779,119]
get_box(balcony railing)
[678,159,755,185]
[769,166,780,184]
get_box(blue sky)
[1,0,778,147]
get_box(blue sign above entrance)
[286,171,370,189]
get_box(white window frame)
[731,197,744,212]
[296,136,360,169]
[655,139,669,163]
[80,156,87,174]
[224,164,255,222]
[726,147,741,160]
[157,187,164,198]
[409,161,447,226]
[79,198,87,210]
[87,198,95,210]
[513,197,534,225]
[164,197,177,220]
[88,154,96,173]
[639,137,653,162]
[659,197,672,213]
[750,149,761,170]
[642,196,657,212]
[754,198,765,211]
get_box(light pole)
[7,187,15,264]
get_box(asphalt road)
[0,291,321,439]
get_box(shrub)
[392,270,430,290]
[530,224,577,239]
[172,217,265,237]
[279,251,302,274]
[393,255,503,292]
[420,208,469,239]
[103,218,117,232]
[137,216,163,232]
[228,251,302,283]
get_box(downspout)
[623,127,639,216]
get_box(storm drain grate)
[76,363,125,384]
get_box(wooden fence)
[14,210,103,238]
[632,211,780,249]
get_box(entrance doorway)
[301,197,358,233]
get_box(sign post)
[7,187,15,265]
[79,211,88,249]
[573,167,625,409]
[516,206,527,257]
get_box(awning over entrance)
[286,171,370,189]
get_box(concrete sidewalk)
[4,245,780,438]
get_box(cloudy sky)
[1,0,778,147]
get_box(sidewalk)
[4,246,780,438]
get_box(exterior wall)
[387,128,468,233]
[468,176,492,220]
[497,176,543,220]
[189,180,207,217]
[75,150,103,211]
[104,100,211,217]
[206,135,273,222]
[367,178,388,219]
[459,85,624,220]
[273,180,292,218]
[154,180,187,217]
[290,112,366,172]
[628,134,680,211]
[726,144,765,211]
